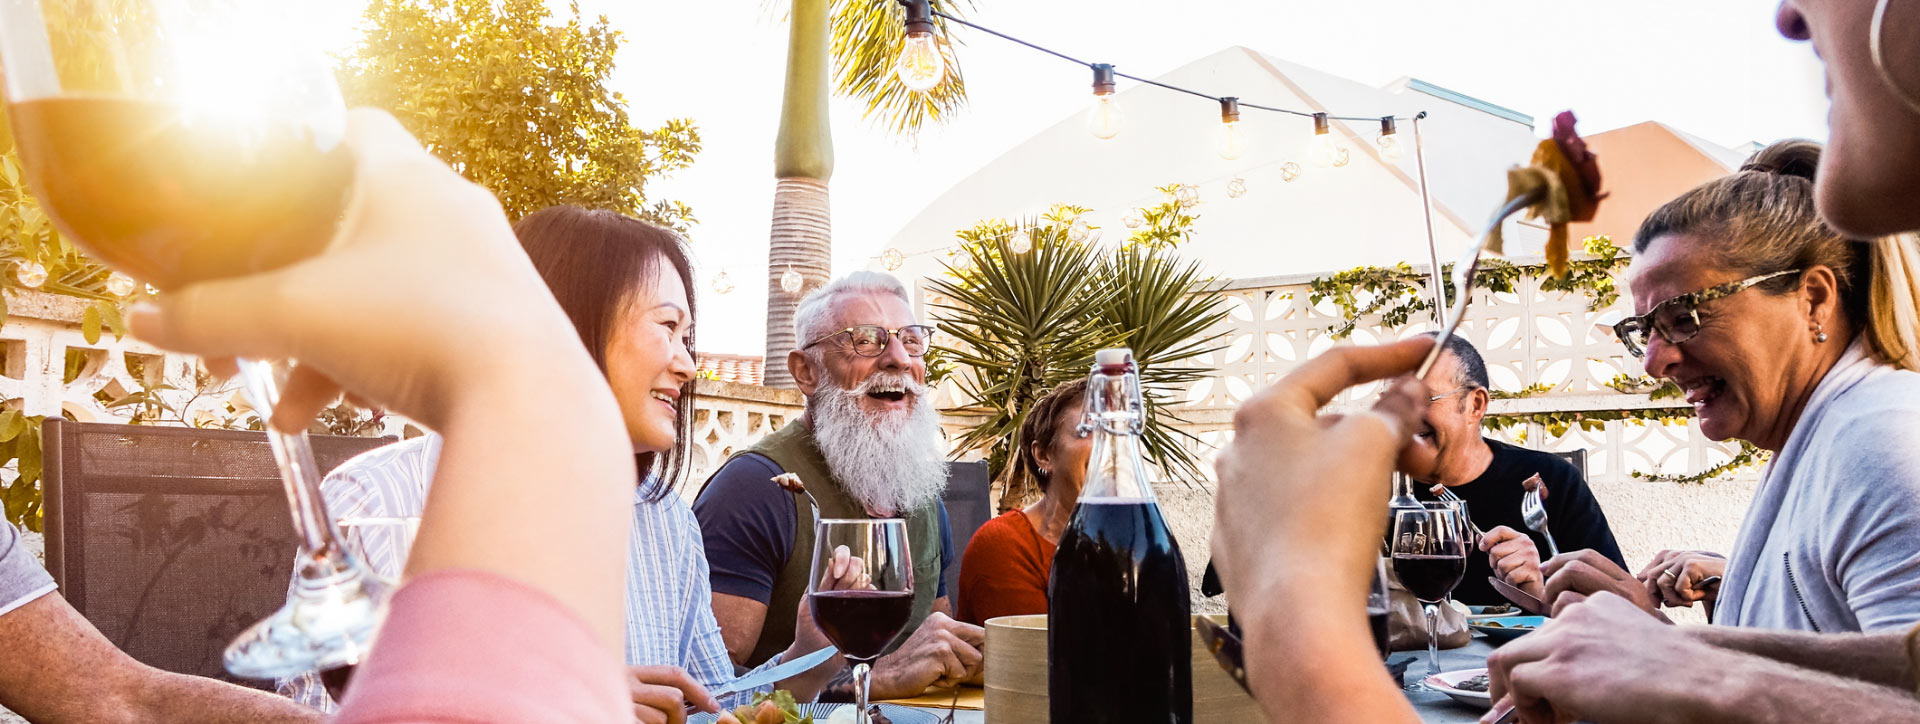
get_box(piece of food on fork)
[1487,111,1608,278]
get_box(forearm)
[1239,582,1418,724]
[1702,655,1920,724]
[409,345,635,651]
[1692,627,1913,689]
[133,671,321,724]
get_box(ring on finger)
[1658,570,1677,582]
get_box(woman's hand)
[129,109,597,433]
[1636,550,1726,608]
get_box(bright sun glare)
[161,1,358,146]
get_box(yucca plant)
[931,196,1228,507]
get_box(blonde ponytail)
[1866,233,1920,371]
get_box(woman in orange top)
[957,379,1091,626]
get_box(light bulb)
[1282,162,1302,182]
[1215,97,1245,160]
[780,266,804,294]
[1122,209,1145,228]
[895,31,945,93]
[1067,219,1092,243]
[1216,120,1246,160]
[712,271,735,295]
[144,283,160,296]
[14,261,45,288]
[106,271,136,297]
[1086,94,1124,140]
[1378,133,1405,161]
[882,248,905,270]
[1008,229,1032,253]
[1332,146,1351,168]
[1227,178,1247,198]
[1308,132,1339,168]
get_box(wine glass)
[0,1,384,679]
[1390,500,1470,688]
[808,519,914,724]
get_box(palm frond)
[829,0,970,136]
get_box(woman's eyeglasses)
[1612,269,1803,358]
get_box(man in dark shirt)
[695,272,983,701]
[1397,334,1624,606]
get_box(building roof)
[1563,121,1750,248]
[696,353,765,386]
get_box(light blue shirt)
[280,433,783,711]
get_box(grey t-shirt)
[0,522,54,618]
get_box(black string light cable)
[909,1,1421,123]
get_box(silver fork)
[1521,487,1560,557]
[1429,485,1484,540]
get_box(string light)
[1009,228,1033,253]
[105,272,136,297]
[1215,97,1245,160]
[1377,116,1405,161]
[1227,177,1247,198]
[894,0,945,93]
[1175,184,1201,208]
[13,260,45,288]
[1307,112,1341,168]
[1085,63,1122,140]
[1067,219,1093,243]
[1282,162,1302,182]
[1333,147,1351,167]
[882,248,905,270]
[780,265,804,294]
[144,283,160,296]
[712,271,735,295]
[1122,209,1145,228]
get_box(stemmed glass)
[808,519,914,724]
[1390,500,1470,689]
[1367,556,1392,661]
[0,1,385,678]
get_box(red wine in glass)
[1368,607,1391,659]
[1392,555,1468,603]
[808,590,913,662]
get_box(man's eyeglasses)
[1429,386,1478,403]
[1611,269,1803,358]
[803,324,935,358]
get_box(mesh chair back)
[41,418,394,686]
[940,460,992,613]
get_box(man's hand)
[1540,550,1667,618]
[627,666,718,724]
[1635,550,1726,608]
[1483,593,1735,724]
[1480,526,1546,600]
[866,613,985,699]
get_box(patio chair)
[940,460,992,613]
[40,418,395,687]
[1551,449,1590,481]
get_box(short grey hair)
[1421,332,1489,391]
[793,271,915,354]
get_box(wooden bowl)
[982,613,1260,723]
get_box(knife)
[704,645,840,702]
[1487,576,1549,616]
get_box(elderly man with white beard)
[695,272,985,701]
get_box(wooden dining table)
[887,639,1502,724]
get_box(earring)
[1814,323,1829,344]
[1871,0,1920,117]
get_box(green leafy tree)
[931,193,1227,506]
[340,0,701,228]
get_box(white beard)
[809,371,948,516]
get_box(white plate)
[689,702,942,724]
[1466,605,1527,621]
[1423,667,1492,707]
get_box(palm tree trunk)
[763,0,834,389]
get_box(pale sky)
[319,1,1832,356]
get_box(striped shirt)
[280,433,783,712]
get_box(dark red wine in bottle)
[1368,607,1391,659]
[8,95,351,289]
[808,589,914,662]
[1048,348,1191,724]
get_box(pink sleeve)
[333,570,627,724]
